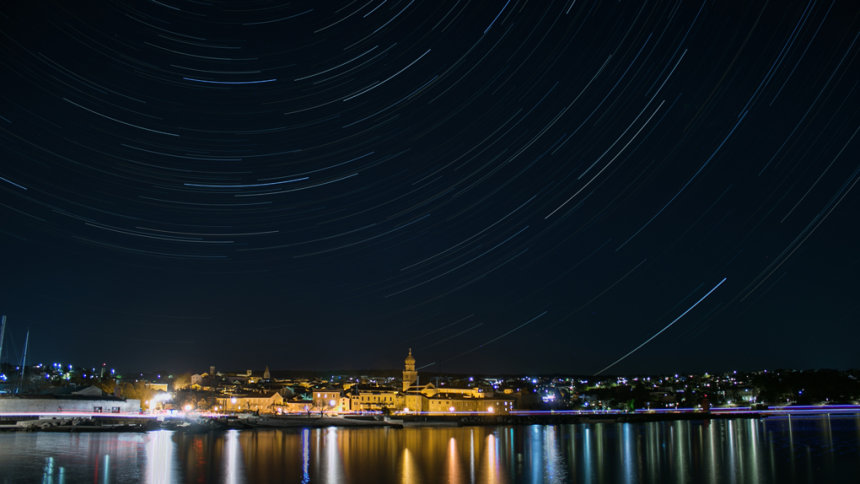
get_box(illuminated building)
[347,384,400,412]
[312,389,350,413]
[0,385,140,413]
[399,350,515,414]
[324,350,516,414]
[214,351,514,415]
[216,392,284,414]
[402,348,418,391]
[276,399,313,414]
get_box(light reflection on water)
[0,415,858,483]
[145,430,176,483]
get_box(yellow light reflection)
[483,433,502,484]
[400,447,420,484]
[446,437,463,484]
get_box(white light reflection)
[749,419,761,482]
[543,426,566,483]
[324,427,343,483]
[735,420,746,480]
[583,427,593,484]
[102,454,110,484]
[822,415,835,472]
[145,430,177,484]
[727,421,737,484]
[707,421,718,484]
[594,424,605,482]
[530,425,543,483]
[675,421,689,484]
[646,422,659,483]
[621,424,635,484]
[42,456,54,483]
[301,429,310,484]
[470,429,476,483]
[224,429,243,484]
[788,415,795,475]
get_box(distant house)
[276,398,314,414]
[313,388,347,413]
[216,392,283,414]
[347,385,400,412]
[0,386,140,414]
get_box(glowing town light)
[449,407,455,412]
[487,406,495,413]
[183,404,192,412]
[329,400,336,407]
[231,397,237,404]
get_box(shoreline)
[2,410,856,433]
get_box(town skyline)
[5,347,859,417]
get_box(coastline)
[4,409,856,433]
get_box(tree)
[172,373,192,390]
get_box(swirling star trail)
[0,1,856,373]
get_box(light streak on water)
[224,429,241,484]
[4,419,860,482]
[301,429,310,484]
[145,430,175,484]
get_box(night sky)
[0,1,857,375]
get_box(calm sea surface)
[1,416,858,483]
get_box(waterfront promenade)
[1,404,859,431]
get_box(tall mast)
[0,315,6,367]
[18,329,29,394]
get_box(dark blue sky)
[0,1,857,375]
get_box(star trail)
[0,1,857,374]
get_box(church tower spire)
[402,348,417,392]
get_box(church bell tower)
[402,348,417,392]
